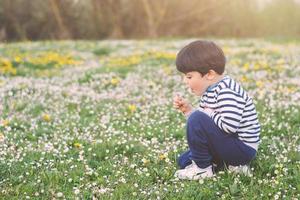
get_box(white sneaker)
[228,165,252,176]
[175,161,213,180]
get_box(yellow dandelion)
[261,61,269,70]
[243,63,250,71]
[42,114,51,122]
[126,55,142,65]
[28,52,80,69]
[152,52,176,60]
[0,59,17,75]
[0,132,4,142]
[256,80,264,88]
[253,63,261,71]
[241,76,249,83]
[73,142,82,148]
[110,78,120,86]
[142,158,150,165]
[1,119,9,127]
[107,55,142,68]
[159,153,167,160]
[128,104,137,113]
[14,56,22,63]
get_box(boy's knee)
[187,110,210,126]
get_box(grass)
[0,39,299,199]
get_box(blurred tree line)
[0,0,299,41]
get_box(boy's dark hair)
[176,40,226,75]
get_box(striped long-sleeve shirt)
[198,75,260,150]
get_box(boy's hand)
[173,94,193,115]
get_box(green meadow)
[0,39,299,199]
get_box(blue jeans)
[177,110,257,169]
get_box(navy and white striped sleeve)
[211,88,246,134]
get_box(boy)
[173,40,260,180]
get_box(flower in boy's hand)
[173,94,192,115]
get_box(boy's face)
[183,71,210,96]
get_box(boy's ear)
[206,70,217,80]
